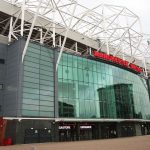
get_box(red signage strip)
[93,51,143,73]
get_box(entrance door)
[101,124,117,139]
[121,126,134,137]
[59,125,76,141]
[79,125,93,140]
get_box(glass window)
[23,92,39,100]
[24,56,39,63]
[24,71,39,79]
[26,51,40,59]
[23,88,39,94]
[40,60,53,67]
[23,82,39,89]
[23,43,150,120]
[27,47,40,54]
[22,43,54,117]
[78,69,83,82]
[24,66,39,74]
[23,99,39,105]
[40,101,54,106]
[24,76,39,84]
[22,110,39,116]
[58,52,150,120]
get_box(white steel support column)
[8,17,13,43]
[41,30,48,45]
[22,0,42,62]
[89,47,92,55]
[102,5,109,55]
[122,47,125,60]
[74,60,79,117]
[52,8,56,47]
[56,2,77,71]
[21,0,25,36]
[113,19,138,57]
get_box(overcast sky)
[79,0,150,35]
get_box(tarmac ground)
[0,136,150,150]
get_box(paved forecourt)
[1,136,150,150]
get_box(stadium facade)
[0,0,150,145]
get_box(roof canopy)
[1,0,150,76]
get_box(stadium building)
[0,0,150,145]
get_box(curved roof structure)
[1,0,150,76]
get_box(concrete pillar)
[98,123,102,139]
[76,123,80,141]
[15,120,24,144]
[51,122,59,142]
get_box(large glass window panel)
[27,47,40,54]
[40,90,54,96]
[40,64,53,72]
[78,83,85,100]
[23,92,39,100]
[23,45,150,119]
[63,66,68,79]
[24,76,39,84]
[78,69,83,82]
[24,66,39,74]
[40,101,54,107]
[63,54,68,66]
[22,44,54,117]
[24,56,40,63]
[72,56,78,68]
[68,82,76,99]
[67,67,73,80]
[40,55,53,62]
[40,59,53,67]
[23,99,39,105]
[26,51,40,59]
[39,106,54,111]
[77,57,82,69]
[29,43,41,49]
[40,111,54,117]
[23,104,39,111]
[62,81,69,98]
[40,85,54,91]
[23,82,39,89]
[79,100,86,118]
[58,66,62,79]
[83,70,89,83]
[41,51,53,58]
[73,68,78,81]
[24,71,39,79]
[22,110,39,116]
[23,88,39,94]
[40,69,53,76]
[68,55,73,67]
[58,52,150,120]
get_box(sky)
[79,0,150,35]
